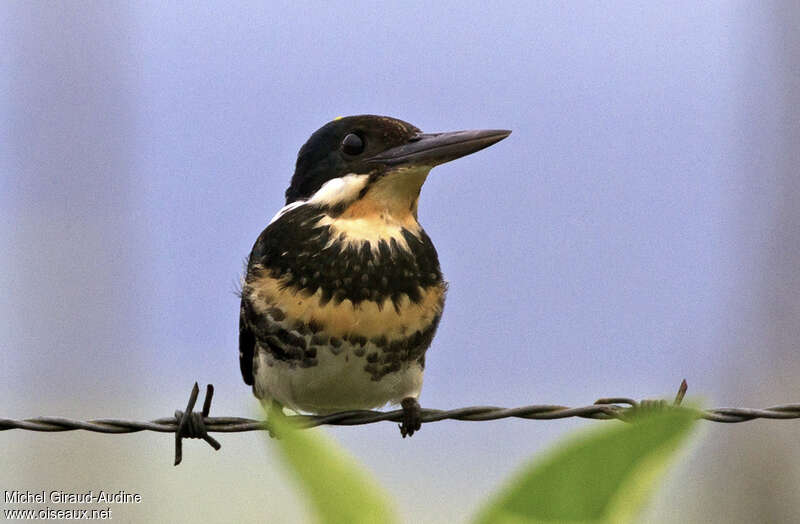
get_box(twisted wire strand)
[2,381,799,464]
[4,390,800,432]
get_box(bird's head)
[284,115,510,220]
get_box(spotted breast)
[240,203,446,414]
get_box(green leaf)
[266,414,398,524]
[474,409,697,524]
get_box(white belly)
[253,344,424,414]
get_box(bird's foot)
[399,397,422,438]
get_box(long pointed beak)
[368,129,511,167]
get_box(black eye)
[341,133,365,155]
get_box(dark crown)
[285,115,420,204]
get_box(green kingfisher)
[239,115,510,437]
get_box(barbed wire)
[2,380,799,465]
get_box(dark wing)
[239,219,276,387]
[239,295,256,385]
[238,221,277,387]
[239,205,328,386]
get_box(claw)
[399,397,422,438]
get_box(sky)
[2,2,799,523]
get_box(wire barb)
[173,383,221,466]
[3,379,800,465]
[674,379,688,406]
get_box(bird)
[239,115,510,437]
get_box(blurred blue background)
[2,2,799,522]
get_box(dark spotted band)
[242,294,441,382]
[247,204,443,309]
